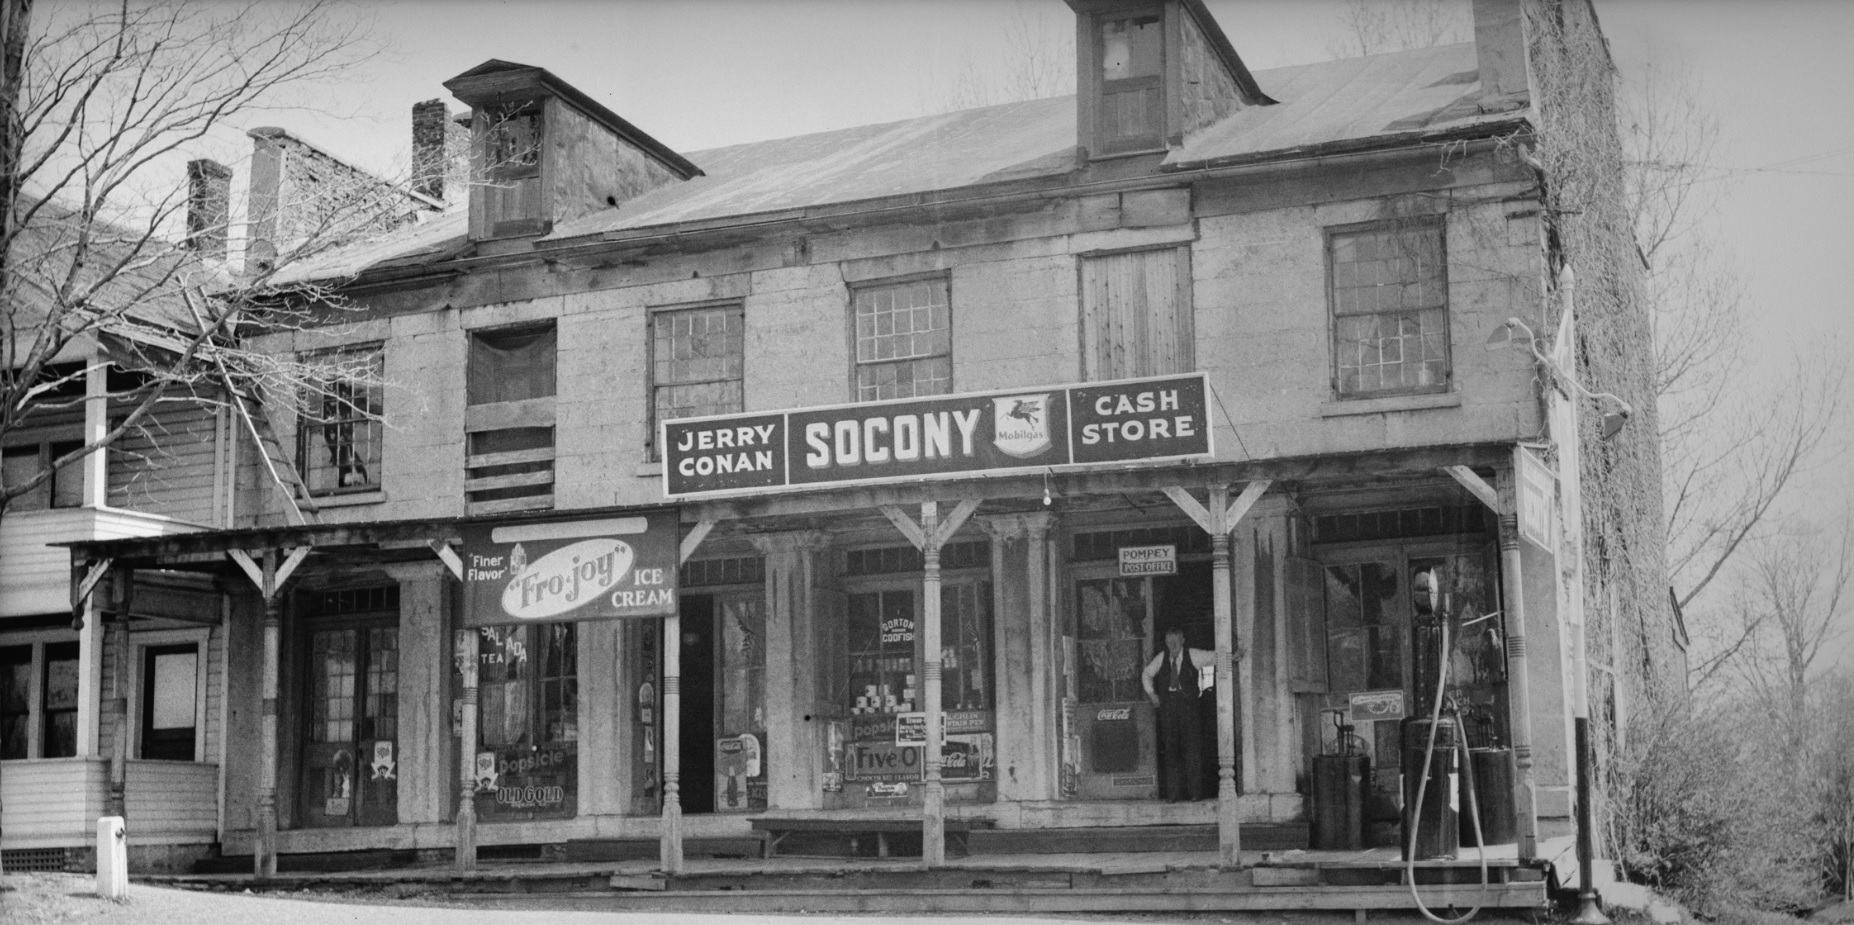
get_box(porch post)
[256,551,281,880]
[1162,481,1270,870]
[920,502,946,866]
[660,608,683,872]
[1497,469,1541,861]
[106,569,134,819]
[1208,494,1240,867]
[455,629,479,871]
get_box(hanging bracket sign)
[662,372,1213,499]
[459,511,679,626]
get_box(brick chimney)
[185,158,232,260]
[1472,0,1529,106]
[412,99,450,203]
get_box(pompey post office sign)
[460,512,679,627]
[662,372,1213,499]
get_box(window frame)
[1093,9,1168,156]
[848,273,954,403]
[1325,216,1452,400]
[2,435,86,512]
[647,300,746,461]
[127,628,210,763]
[464,321,558,512]
[295,344,385,498]
[478,99,548,238]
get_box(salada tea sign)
[460,512,679,626]
[662,372,1213,499]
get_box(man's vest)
[1156,647,1198,696]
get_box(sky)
[216,0,1850,361]
[171,0,1853,599]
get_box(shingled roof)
[282,41,1525,286]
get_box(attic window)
[1097,13,1163,154]
[480,103,546,236]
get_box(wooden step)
[563,836,766,862]
[966,823,1307,855]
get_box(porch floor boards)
[141,844,1546,913]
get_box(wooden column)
[456,628,479,870]
[106,569,134,820]
[1163,481,1270,870]
[1496,469,1541,861]
[921,508,946,866]
[227,546,310,881]
[1444,463,1541,861]
[880,500,978,868]
[662,518,716,874]
[752,531,832,810]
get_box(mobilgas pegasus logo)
[500,539,634,619]
[992,393,1052,459]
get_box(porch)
[143,841,1550,914]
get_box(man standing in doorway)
[1142,626,1216,802]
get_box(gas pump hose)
[1406,618,1493,924]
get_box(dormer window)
[1099,13,1163,154]
[481,103,545,237]
[1070,1,1275,160]
[442,59,702,245]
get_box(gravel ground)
[0,872,1559,925]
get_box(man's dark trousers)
[1158,686,1205,801]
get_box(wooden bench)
[750,816,993,858]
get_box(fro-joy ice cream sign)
[459,512,679,626]
[661,372,1213,498]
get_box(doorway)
[677,594,716,814]
[1069,559,1216,800]
[297,616,399,828]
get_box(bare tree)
[1624,62,1852,614]
[1727,519,1852,749]
[932,1,1073,114]
[0,0,411,522]
[1323,0,1471,60]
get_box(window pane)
[0,646,29,759]
[854,280,950,401]
[150,651,197,730]
[300,349,384,494]
[1330,223,1449,397]
[43,643,79,758]
[3,445,47,512]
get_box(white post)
[660,611,683,873]
[96,815,128,900]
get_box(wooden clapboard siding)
[0,757,107,848]
[1080,247,1194,380]
[125,760,219,843]
[108,403,219,525]
[203,624,225,763]
[0,508,198,617]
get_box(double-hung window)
[650,303,744,458]
[2,438,85,511]
[298,346,384,496]
[853,277,951,402]
[0,641,79,759]
[1328,221,1450,397]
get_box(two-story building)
[63,0,1679,896]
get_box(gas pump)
[1402,568,1460,861]
[1311,709,1370,850]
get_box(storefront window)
[838,553,996,799]
[466,623,577,821]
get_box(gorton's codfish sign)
[461,512,679,627]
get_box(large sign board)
[460,512,679,626]
[662,373,1213,499]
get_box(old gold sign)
[460,512,679,626]
[661,373,1212,498]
